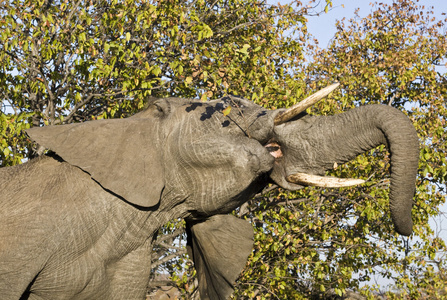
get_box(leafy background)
[1,0,446,298]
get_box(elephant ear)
[186,215,254,300]
[26,118,164,208]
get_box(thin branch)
[151,249,188,269]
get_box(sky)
[306,0,447,47]
[298,0,447,289]
[304,0,447,234]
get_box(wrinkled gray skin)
[0,96,419,300]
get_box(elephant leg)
[108,239,153,299]
[23,292,46,300]
[0,250,47,299]
[0,270,34,299]
[0,224,53,299]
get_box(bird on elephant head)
[0,83,419,299]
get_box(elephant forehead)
[180,101,225,118]
[174,99,267,130]
[165,107,238,140]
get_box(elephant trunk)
[272,104,419,236]
[332,105,418,236]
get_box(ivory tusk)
[286,172,365,188]
[274,83,340,126]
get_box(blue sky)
[304,0,447,238]
[270,0,447,288]
[305,0,447,288]
[306,0,447,47]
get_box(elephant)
[0,84,419,299]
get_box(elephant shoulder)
[0,155,57,192]
[1,154,111,211]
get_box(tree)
[231,0,447,299]
[307,1,447,298]
[1,0,321,167]
[0,0,329,297]
[2,0,446,299]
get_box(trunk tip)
[394,219,413,236]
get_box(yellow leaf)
[222,106,231,116]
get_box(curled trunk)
[270,104,419,236]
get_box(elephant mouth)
[263,83,366,189]
[265,141,282,159]
[265,139,365,189]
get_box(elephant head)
[20,86,419,300]
[26,96,276,211]
[269,101,420,237]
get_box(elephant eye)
[151,99,171,117]
[154,103,163,112]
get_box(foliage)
[1,0,447,299]
[0,0,315,166]
[0,111,32,166]
[232,0,447,298]
[305,1,447,298]
[0,0,320,296]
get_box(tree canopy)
[1,0,446,299]
[1,0,317,165]
[233,1,447,298]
